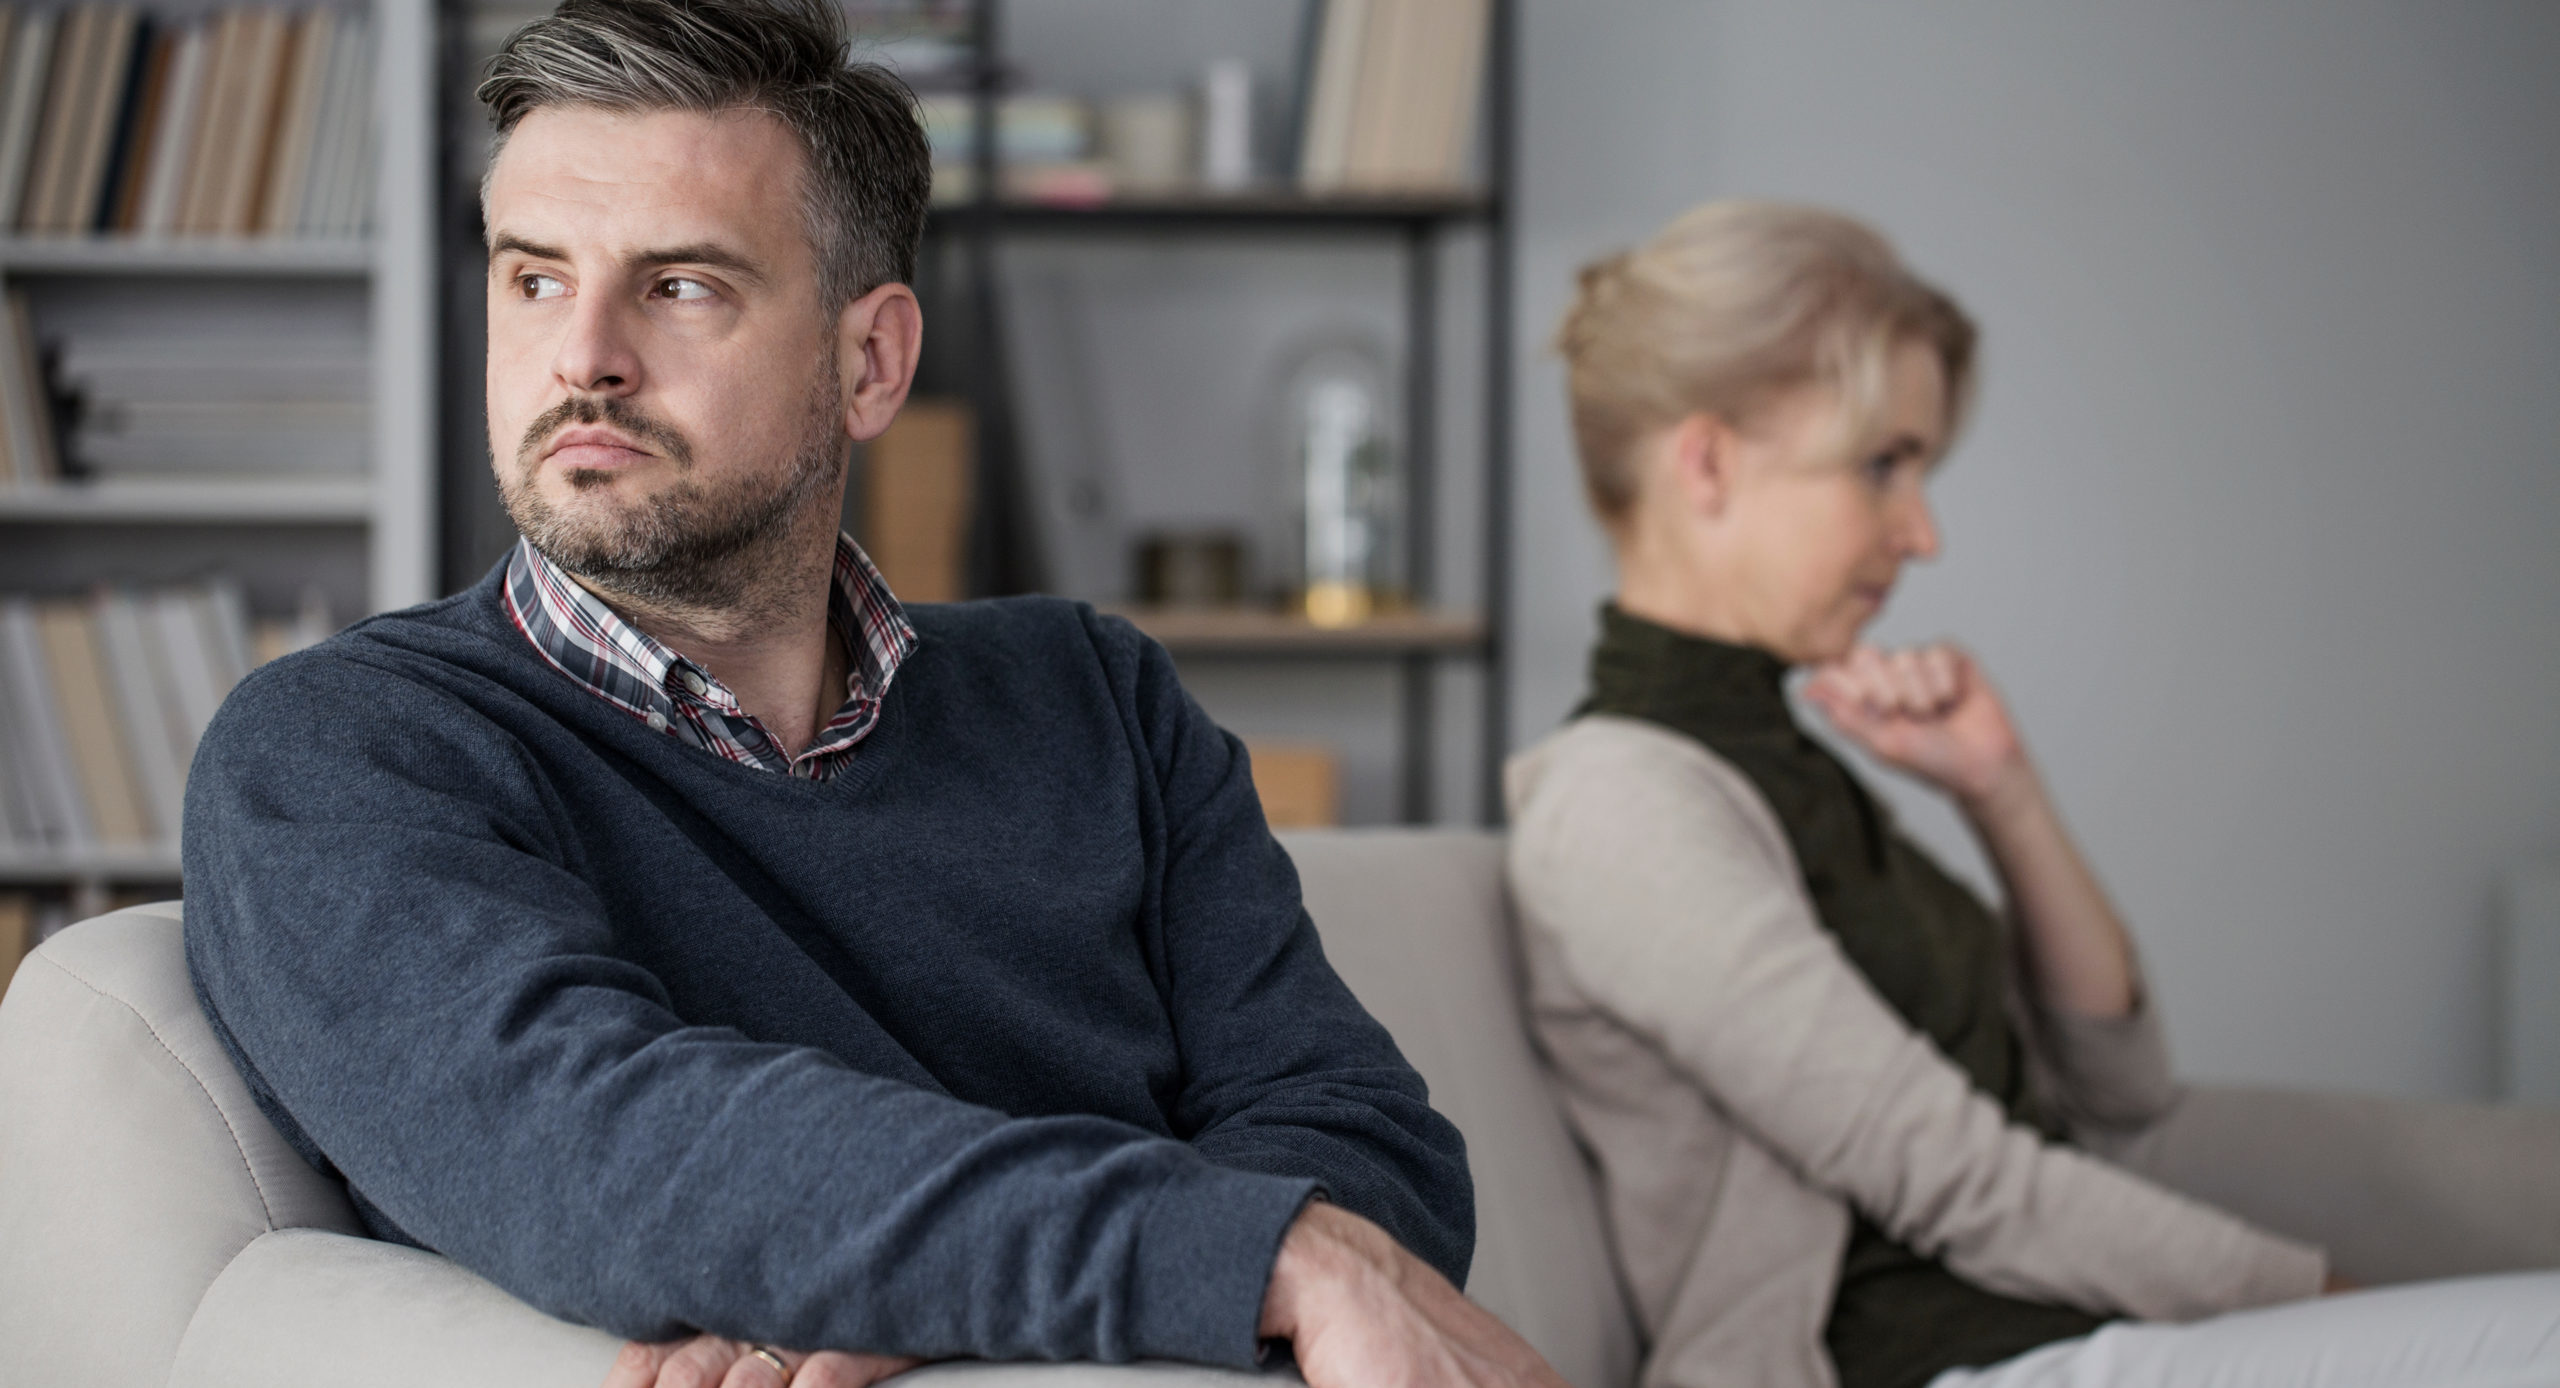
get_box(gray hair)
[477,0,931,309]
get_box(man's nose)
[552,295,643,396]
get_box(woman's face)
[1709,341,1949,664]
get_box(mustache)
[519,395,696,471]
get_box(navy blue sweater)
[182,565,1471,1367]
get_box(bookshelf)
[920,0,1517,825]
[0,0,437,920]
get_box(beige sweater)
[1505,716,2326,1388]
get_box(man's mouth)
[544,426,656,472]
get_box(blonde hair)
[1554,201,1977,522]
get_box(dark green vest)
[1582,605,2102,1388]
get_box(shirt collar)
[502,533,918,736]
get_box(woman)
[1506,201,2560,1388]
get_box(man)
[181,3,1567,1387]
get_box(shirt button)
[645,710,669,732]
[677,669,709,696]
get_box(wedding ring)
[747,1345,791,1379]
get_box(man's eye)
[518,273,566,301]
[655,277,714,302]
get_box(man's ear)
[1667,412,1733,519]
[836,282,923,443]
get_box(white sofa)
[3,830,2554,1388]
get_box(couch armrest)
[171,1228,1288,1388]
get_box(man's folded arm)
[1108,617,1476,1289]
[182,656,1314,1368]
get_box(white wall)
[1510,2,2560,1098]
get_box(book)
[1,893,36,997]
[0,668,33,845]
[292,7,348,234]
[0,289,59,483]
[861,399,973,603]
[60,6,140,232]
[94,587,184,842]
[1243,740,1340,828]
[0,8,56,227]
[176,8,244,234]
[100,21,171,230]
[0,598,90,847]
[1296,0,1370,191]
[1340,0,1412,189]
[310,12,370,237]
[211,7,287,235]
[18,3,96,232]
[256,5,330,234]
[36,598,151,845]
[133,19,205,235]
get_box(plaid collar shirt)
[502,534,917,781]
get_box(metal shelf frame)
[938,0,1516,825]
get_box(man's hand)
[603,1335,920,1388]
[1261,1201,1569,1388]
[1802,643,2027,810]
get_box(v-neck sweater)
[181,561,1471,1368]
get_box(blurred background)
[0,0,2553,1104]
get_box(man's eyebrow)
[630,243,770,287]
[487,233,569,264]
[483,236,771,288]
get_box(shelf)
[928,190,1493,234]
[0,477,374,523]
[0,236,373,277]
[1108,605,1487,657]
[0,844,181,884]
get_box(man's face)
[484,105,846,608]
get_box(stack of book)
[0,301,368,485]
[0,580,329,857]
[0,3,375,239]
[1295,0,1489,194]
[57,329,368,478]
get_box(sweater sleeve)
[1505,717,2325,1323]
[182,651,1318,1368]
[1097,613,1475,1288]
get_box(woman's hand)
[1802,643,2028,810]
[1809,641,2142,1019]
[602,1336,920,1388]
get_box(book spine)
[78,8,149,232]
[94,587,185,844]
[19,5,95,233]
[176,9,244,235]
[0,598,95,848]
[1298,0,1369,191]
[35,599,151,845]
[256,6,329,235]
[135,21,206,236]
[102,21,171,231]
[0,9,56,227]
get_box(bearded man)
[181,4,1563,1388]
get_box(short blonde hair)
[1554,201,1977,522]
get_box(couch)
[4,829,2554,1388]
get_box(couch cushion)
[0,905,361,1388]
[1282,830,1639,1388]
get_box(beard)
[499,366,846,615]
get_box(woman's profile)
[1506,200,2560,1388]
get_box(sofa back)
[0,904,364,1387]
[0,831,1641,1388]
[1282,830,1640,1388]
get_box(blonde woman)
[1506,201,2560,1388]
